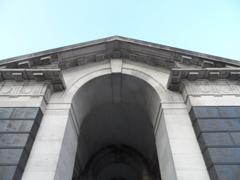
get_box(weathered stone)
[230,133,240,145]
[190,106,240,180]
[0,149,28,168]
[198,133,233,151]
[0,134,29,147]
[194,119,240,136]
[0,166,22,180]
[11,108,39,120]
[0,120,34,133]
[190,107,220,120]
[0,134,34,153]
[0,107,43,179]
[168,68,240,91]
[0,108,14,119]
[217,106,240,118]
[0,69,65,92]
[209,165,240,180]
[204,148,240,168]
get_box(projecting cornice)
[0,36,239,70]
[0,69,65,91]
[167,67,240,91]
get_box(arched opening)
[71,73,161,180]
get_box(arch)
[58,60,181,107]
[81,145,156,180]
[64,62,165,180]
[71,72,162,128]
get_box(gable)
[0,36,239,70]
[0,36,239,92]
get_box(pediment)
[0,36,240,92]
[1,36,239,70]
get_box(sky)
[0,0,240,60]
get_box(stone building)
[0,36,240,180]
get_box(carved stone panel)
[0,81,48,97]
[182,80,240,97]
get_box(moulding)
[0,68,65,91]
[168,68,240,91]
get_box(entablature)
[168,68,240,91]
[0,68,65,92]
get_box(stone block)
[0,134,28,147]
[191,106,240,120]
[190,107,220,120]
[204,148,240,168]
[0,108,14,119]
[0,108,43,179]
[0,165,22,180]
[0,134,34,153]
[230,133,240,145]
[217,106,240,118]
[194,119,240,136]
[0,149,28,168]
[198,133,233,151]
[11,108,40,120]
[190,106,240,179]
[209,165,240,180]
[0,120,34,133]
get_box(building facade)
[0,36,240,180]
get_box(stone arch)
[70,72,162,180]
[47,60,183,180]
[60,61,169,104]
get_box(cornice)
[0,68,65,92]
[0,36,239,71]
[167,68,240,91]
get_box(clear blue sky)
[0,0,240,60]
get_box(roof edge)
[0,35,239,67]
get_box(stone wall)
[190,106,240,180]
[0,107,43,180]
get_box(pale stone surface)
[186,95,240,112]
[160,105,210,180]
[0,69,64,91]
[21,60,210,180]
[54,115,78,180]
[156,114,178,180]
[0,81,50,113]
[22,109,70,180]
[110,59,122,73]
[182,80,240,111]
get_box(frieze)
[182,80,240,95]
[0,81,49,96]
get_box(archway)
[70,73,162,180]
